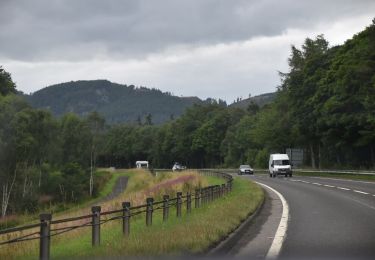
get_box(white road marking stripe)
[337,187,350,191]
[256,182,289,259]
[308,176,375,185]
[324,184,335,188]
[301,181,310,183]
[312,183,322,186]
[353,190,369,195]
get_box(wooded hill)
[25,80,275,124]
[25,80,206,124]
[229,92,276,109]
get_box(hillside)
[229,92,276,109]
[26,80,204,124]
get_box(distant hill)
[26,80,205,124]
[229,92,276,109]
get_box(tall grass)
[49,177,263,258]
[6,174,263,259]
[0,169,209,259]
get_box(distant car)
[172,162,186,171]
[238,165,254,175]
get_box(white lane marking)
[353,190,369,195]
[300,181,310,183]
[255,182,289,259]
[308,176,375,185]
[343,197,375,210]
[337,187,351,191]
[324,184,335,188]
[312,183,322,186]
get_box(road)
[232,174,375,259]
[90,175,128,205]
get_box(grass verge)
[49,176,263,258]
[3,171,263,259]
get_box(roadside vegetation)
[0,170,263,259]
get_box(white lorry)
[269,154,293,177]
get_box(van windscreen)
[273,160,290,166]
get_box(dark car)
[238,165,254,175]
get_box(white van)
[269,154,292,177]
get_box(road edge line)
[256,182,289,259]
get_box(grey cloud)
[0,0,374,61]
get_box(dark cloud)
[1,0,374,61]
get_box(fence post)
[163,195,169,222]
[146,197,154,226]
[176,192,182,218]
[221,184,226,197]
[122,202,130,236]
[39,213,51,260]
[91,206,101,246]
[200,188,204,205]
[187,192,191,214]
[195,189,200,208]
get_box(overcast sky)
[1,0,374,102]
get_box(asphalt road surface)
[233,173,375,259]
[90,175,128,205]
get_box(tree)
[281,35,330,168]
[60,113,91,166]
[145,113,153,125]
[0,66,17,96]
[85,112,105,197]
[246,101,259,115]
[0,92,29,216]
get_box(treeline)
[98,20,375,170]
[0,69,110,217]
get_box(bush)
[93,171,112,197]
[254,148,269,168]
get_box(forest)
[0,20,374,217]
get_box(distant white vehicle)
[269,154,292,177]
[136,161,149,169]
[172,162,186,171]
[238,165,254,175]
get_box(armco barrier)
[0,170,233,260]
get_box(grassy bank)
[294,171,375,182]
[3,171,263,259]
[1,170,208,259]
[50,176,263,258]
